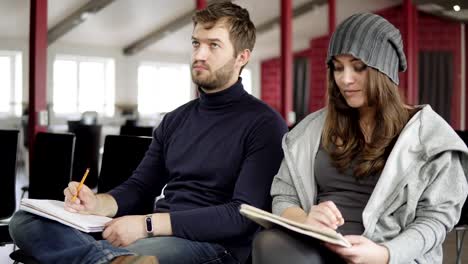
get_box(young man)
[9,2,288,264]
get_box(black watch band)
[145,214,154,237]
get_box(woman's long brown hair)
[322,67,413,178]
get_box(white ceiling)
[1,0,453,62]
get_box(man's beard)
[191,58,236,91]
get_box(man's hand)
[103,215,147,247]
[64,181,98,214]
[305,201,344,230]
[324,235,389,264]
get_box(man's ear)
[237,49,251,67]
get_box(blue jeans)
[9,211,239,264]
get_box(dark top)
[109,79,288,262]
[315,145,379,235]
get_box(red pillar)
[328,0,336,35]
[281,0,293,125]
[404,0,418,105]
[28,0,48,166]
[196,0,206,10]
[465,24,468,129]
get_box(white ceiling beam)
[48,0,117,45]
[123,0,232,56]
[123,9,194,56]
[122,0,328,56]
[256,0,327,34]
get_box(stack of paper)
[20,198,112,233]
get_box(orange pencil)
[71,168,90,202]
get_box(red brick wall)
[308,36,329,112]
[260,50,314,114]
[260,5,462,127]
[417,12,461,128]
[260,58,281,113]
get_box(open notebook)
[240,204,351,248]
[20,198,112,233]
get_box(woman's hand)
[325,235,389,264]
[305,201,344,230]
[102,215,147,247]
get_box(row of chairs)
[0,130,153,250]
[67,122,153,189]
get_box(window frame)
[137,61,192,116]
[52,54,115,117]
[0,50,22,117]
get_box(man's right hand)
[64,181,98,215]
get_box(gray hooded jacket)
[271,105,468,264]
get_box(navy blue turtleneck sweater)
[109,79,288,262]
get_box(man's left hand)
[102,215,147,247]
[324,235,389,264]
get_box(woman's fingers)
[307,201,344,229]
[321,201,344,226]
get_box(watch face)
[146,215,153,233]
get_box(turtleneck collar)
[198,78,246,109]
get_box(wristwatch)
[145,214,154,237]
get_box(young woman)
[253,13,468,264]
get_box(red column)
[281,0,293,125]
[404,0,418,105]
[328,0,336,35]
[28,0,48,166]
[465,24,468,129]
[196,0,206,10]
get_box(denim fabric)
[125,236,238,264]
[9,211,238,264]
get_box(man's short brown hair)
[192,2,256,56]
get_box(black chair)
[119,125,154,137]
[0,130,19,246]
[11,132,75,264]
[68,122,101,189]
[10,135,152,264]
[455,130,468,264]
[28,132,75,200]
[98,135,153,214]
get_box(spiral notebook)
[240,204,351,247]
[20,198,112,233]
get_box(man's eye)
[210,43,220,48]
[333,66,343,72]
[192,41,199,47]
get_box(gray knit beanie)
[327,13,407,85]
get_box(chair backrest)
[98,135,153,213]
[0,130,18,219]
[29,132,75,200]
[68,123,102,188]
[120,125,154,137]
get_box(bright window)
[0,51,22,116]
[53,55,115,116]
[138,63,191,115]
